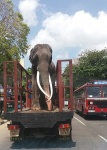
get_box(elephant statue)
[29,44,56,111]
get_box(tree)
[0,0,30,78]
[63,65,70,98]
[73,49,107,89]
[0,0,31,100]
[0,0,30,60]
[63,48,107,93]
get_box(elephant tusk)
[37,71,50,98]
[49,74,53,100]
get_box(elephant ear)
[49,55,52,64]
[29,48,33,63]
[29,45,41,65]
[47,44,52,53]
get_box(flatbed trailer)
[3,60,73,141]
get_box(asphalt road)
[0,112,107,150]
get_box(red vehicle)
[74,80,107,117]
[3,59,73,141]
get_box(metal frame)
[3,61,31,113]
[3,59,73,113]
[56,59,73,112]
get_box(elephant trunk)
[37,71,53,110]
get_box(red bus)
[74,80,107,117]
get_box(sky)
[12,0,107,68]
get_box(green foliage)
[63,64,71,98]
[0,0,30,59]
[22,68,32,89]
[73,49,107,89]
[27,68,32,75]
[63,48,107,94]
[0,0,30,74]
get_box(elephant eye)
[35,54,38,59]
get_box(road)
[0,112,107,150]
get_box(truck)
[3,59,73,141]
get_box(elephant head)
[29,44,55,111]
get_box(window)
[102,86,107,97]
[87,86,101,98]
[74,88,85,98]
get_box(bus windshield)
[87,86,101,98]
[102,86,107,97]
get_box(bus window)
[74,88,85,98]
[87,86,101,98]
[102,86,107,97]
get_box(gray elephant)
[29,44,56,111]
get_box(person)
[7,84,12,99]
[0,84,4,114]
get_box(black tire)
[105,115,107,119]
[82,107,87,119]
[83,113,87,119]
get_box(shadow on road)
[85,115,107,121]
[75,111,107,121]
[10,136,76,149]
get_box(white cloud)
[19,0,39,26]
[30,10,107,57]
[56,52,69,60]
